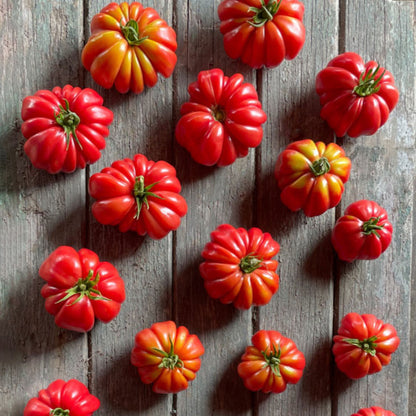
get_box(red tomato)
[175,68,267,167]
[218,0,305,69]
[199,224,280,309]
[351,406,396,416]
[88,154,187,239]
[238,329,305,393]
[316,52,399,137]
[24,379,100,416]
[21,85,113,174]
[82,2,177,94]
[131,321,204,394]
[332,200,393,262]
[39,246,126,333]
[274,139,351,216]
[333,313,400,379]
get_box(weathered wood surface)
[0,1,414,415]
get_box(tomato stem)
[211,105,226,122]
[354,65,386,97]
[261,343,281,376]
[240,255,262,274]
[55,99,82,151]
[153,337,184,370]
[55,269,110,305]
[120,19,149,46]
[249,0,281,28]
[310,157,330,176]
[50,408,70,416]
[362,217,383,236]
[133,176,163,220]
[344,335,378,356]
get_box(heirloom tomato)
[316,52,399,137]
[21,85,113,174]
[24,379,100,416]
[274,139,351,216]
[218,0,305,69]
[332,200,393,262]
[238,329,305,393]
[82,2,177,94]
[40,246,126,333]
[333,312,400,379]
[352,407,396,416]
[88,153,187,239]
[175,68,267,167]
[131,320,204,394]
[199,224,280,309]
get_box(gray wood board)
[0,1,88,415]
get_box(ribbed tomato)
[274,139,351,216]
[131,321,204,394]
[351,406,396,416]
[175,68,267,167]
[82,2,177,94]
[199,224,280,309]
[333,312,400,379]
[238,329,305,393]
[21,85,113,174]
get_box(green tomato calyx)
[362,217,384,237]
[211,105,226,123]
[354,65,386,97]
[55,269,110,306]
[310,157,330,176]
[344,335,377,356]
[240,255,262,274]
[50,408,70,416]
[133,176,163,220]
[261,343,281,376]
[120,19,149,46]
[55,99,82,151]
[249,0,281,28]
[153,338,184,370]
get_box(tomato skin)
[131,321,204,394]
[39,246,126,333]
[218,0,305,69]
[351,406,397,416]
[175,68,267,167]
[238,329,305,393]
[82,2,177,94]
[199,224,280,309]
[331,200,393,262]
[316,52,399,137]
[21,85,113,174]
[333,313,400,379]
[23,379,100,416]
[274,139,351,217]
[88,154,187,239]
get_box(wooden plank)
[0,1,87,414]
[85,1,175,414]
[173,1,256,414]
[334,1,415,415]
[256,0,339,414]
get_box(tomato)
[199,224,280,309]
[24,379,100,416]
[39,246,126,333]
[21,85,113,174]
[131,321,204,394]
[82,2,177,94]
[274,139,351,217]
[333,312,400,379]
[218,0,305,69]
[331,200,393,262]
[88,153,187,239]
[316,52,399,137]
[238,329,305,393]
[175,68,267,167]
[351,406,396,416]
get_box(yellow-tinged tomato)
[82,2,177,94]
